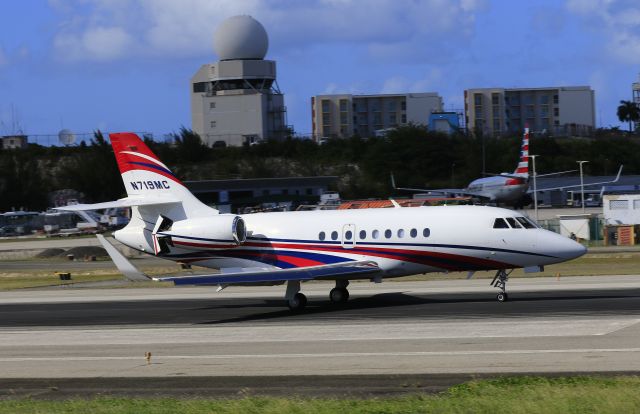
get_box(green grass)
[1,376,639,413]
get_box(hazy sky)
[1,0,640,139]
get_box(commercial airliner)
[393,129,532,204]
[59,133,586,310]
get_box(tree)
[616,100,640,132]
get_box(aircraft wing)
[54,196,181,211]
[154,260,382,286]
[530,165,623,192]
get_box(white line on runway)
[2,348,640,362]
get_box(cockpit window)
[505,217,522,228]
[493,218,509,229]
[516,217,536,229]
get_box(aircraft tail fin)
[109,132,215,217]
[513,127,529,176]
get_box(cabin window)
[345,230,353,240]
[331,231,338,240]
[410,228,417,238]
[372,229,380,239]
[505,217,522,228]
[423,228,430,237]
[516,217,536,229]
[493,218,509,229]
[397,229,405,238]
[319,231,326,241]
[384,229,392,239]
[359,230,367,239]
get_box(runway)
[1,276,640,388]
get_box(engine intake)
[165,215,246,250]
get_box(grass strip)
[1,376,639,414]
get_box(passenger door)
[341,224,356,249]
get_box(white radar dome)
[58,129,76,146]
[213,15,268,60]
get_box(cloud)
[48,0,484,63]
[380,69,443,94]
[54,26,134,62]
[566,0,640,64]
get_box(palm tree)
[617,100,640,132]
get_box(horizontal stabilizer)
[55,197,181,211]
[155,260,381,286]
[96,234,150,282]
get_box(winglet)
[96,234,150,282]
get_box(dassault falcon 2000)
[59,133,586,310]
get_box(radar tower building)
[191,15,288,147]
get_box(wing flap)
[154,260,381,286]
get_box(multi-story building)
[464,86,595,137]
[311,93,443,141]
[191,16,288,147]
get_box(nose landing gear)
[491,269,513,302]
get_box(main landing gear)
[491,269,513,302]
[329,280,350,304]
[284,280,352,311]
[285,280,307,311]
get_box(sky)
[1,0,640,141]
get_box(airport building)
[311,93,443,141]
[464,86,596,137]
[190,16,288,147]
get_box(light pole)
[577,160,589,212]
[530,155,539,221]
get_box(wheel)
[287,293,307,311]
[330,287,350,303]
[496,292,508,302]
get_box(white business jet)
[59,133,586,310]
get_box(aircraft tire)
[330,287,349,303]
[288,293,307,311]
[496,292,508,302]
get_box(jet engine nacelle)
[166,215,247,251]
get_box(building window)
[339,99,348,112]
[401,114,407,123]
[388,101,397,111]
[322,100,330,113]
[401,101,407,111]
[553,94,559,104]
[610,200,628,210]
[493,119,500,132]
[389,113,397,125]
[209,102,216,109]
[373,114,382,125]
[475,106,483,119]
[540,95,549,104]
[322,113,331,126]
[554,107,559,117]
[540,105,549,117]
[491,93,499,105]
[474,93,482,105]
[525,106,535,118]
[523,94,534,105]
[210,121,216,128]
[340,113,348,125]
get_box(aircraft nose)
[556,236,587,261]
